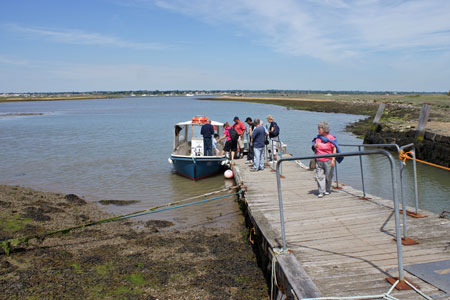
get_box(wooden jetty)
[232,158,450,299]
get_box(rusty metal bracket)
[400,209,427,218]
[385,277,419,290]
[393,237,420,245]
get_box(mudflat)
[0,185,268,299]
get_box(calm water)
[0,97,448,226]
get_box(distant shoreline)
[0,95,122,102]
[199,94,450,137]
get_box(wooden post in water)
[417,103,431,137]
[373,103,386,124]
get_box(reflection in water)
[0,97,448,229]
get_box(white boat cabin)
[173,116,225,157]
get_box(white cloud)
[0,55,30,66]
[150,0,450,61]
[0,59,248,92]
[4,24,167,51]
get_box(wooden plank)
[232,159,450,299]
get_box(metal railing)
[275,150,406,281]
[339,143,420,240]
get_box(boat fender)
[224,169,234,179]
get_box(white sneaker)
[318,193,324,198]
[324,192,330,195]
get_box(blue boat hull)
[171,155,226,180]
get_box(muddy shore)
[0,185,268,299]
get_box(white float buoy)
[224,169,234,179]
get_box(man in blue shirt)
[251,118,266,171]
[200,119,215,156]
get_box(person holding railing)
[266,115,280,162]
[312,121,342,198]
[245,117,255,164]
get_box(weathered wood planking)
[234,159,450,299]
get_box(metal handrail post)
[278,139,283,176]
[358,145,367,198]
[276,150,404,280]
[412,149,419,214]
[334,163,339,189]
[276,159,287,250]
[400,143,420,214]
[340,143,409,238]
[399,159,407,238]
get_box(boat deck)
[233,158,450,299]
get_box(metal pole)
[278,140,283,177]
[412,148,419,214]
[275,160,287,250]
[334,162,339,189]
[358,146,367,198]
[387,153,404,281]
[276,150,404,280]
[400,161,408,239]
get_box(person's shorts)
[237,136,244,149]
[223,140,237,152]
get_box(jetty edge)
[232,157,450,299]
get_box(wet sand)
[0,185,268,299]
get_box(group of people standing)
[201,116,340,198]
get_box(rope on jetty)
[301,278,433,300]
[399,150,450,171]
[1,186,243,256]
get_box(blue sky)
[1,0,450,93]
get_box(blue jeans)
[253,147,264,170]
[203,137,213,156]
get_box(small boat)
[169,116,227,180]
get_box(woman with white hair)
[312,121,341,198]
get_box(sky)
[1,0,450,93]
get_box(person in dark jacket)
[251,118,266,171]
[200,119,215,156]
[245,117,255,164]
[266,115,280,161]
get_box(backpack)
[228,128,239,142]
[269,122,280,138]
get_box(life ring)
[192,116,208,124]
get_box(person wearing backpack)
[266,115,280,161]
[218,122,237,160]
[232,116,246,159]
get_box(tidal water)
[0,97,448,228]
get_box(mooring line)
[1,187,243,256]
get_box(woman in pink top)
[218,122,236,159]
[313,121,337,198]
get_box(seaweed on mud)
[64,194,87,205]
[99,199,140,206]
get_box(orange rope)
[399,150,450,171]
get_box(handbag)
[264,136,270,145]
